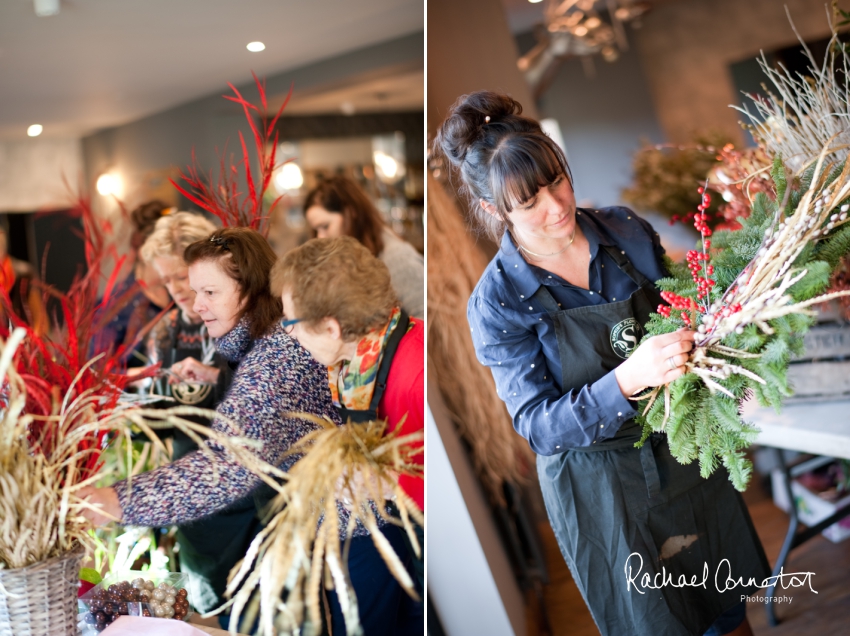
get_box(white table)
[742,397,850,625]
[743,398,850,460]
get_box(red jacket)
[378,317,424,510]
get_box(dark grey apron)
[534,245,770,636]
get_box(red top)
[378,317,424,510]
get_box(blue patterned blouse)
[467,207,668,455]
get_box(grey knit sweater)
[379,229,424,320]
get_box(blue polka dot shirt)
[467,207,668,455]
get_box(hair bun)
[434,91,525,167]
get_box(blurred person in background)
[99,200,171,363]
[0,226,47,335]
[304,176,424,319]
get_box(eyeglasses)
[280,317,302,333]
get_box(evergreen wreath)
[635,154,850,491]
[632,9,850,491]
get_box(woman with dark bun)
[304,176,424,319]
[435,91,769,636]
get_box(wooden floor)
[527,472,850,636]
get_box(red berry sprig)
[658,291,697,326]
[690,187,716,302]
[694,187,713,236]
[657,185,718,328]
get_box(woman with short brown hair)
[272,235,424,635]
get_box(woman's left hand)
[76,486,123,527]
[169,357,220,384]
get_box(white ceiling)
[0,0,423,140]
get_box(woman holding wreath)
[434,91,769,636]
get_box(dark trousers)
[327,525,423,636]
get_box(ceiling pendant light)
[33,0,60,17]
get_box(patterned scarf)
[328,307,404,411]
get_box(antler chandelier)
[518,0,652,96]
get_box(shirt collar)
[497,208,616,298]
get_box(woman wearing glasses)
[271,235,424,636]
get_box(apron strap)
[531,283,561,314]
[599,244,653,289]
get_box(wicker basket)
[0,545,84,636]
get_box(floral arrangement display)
[621,133,732,229]
[223,415,423,636]
[170,73,291,236]
[635,14,850,491]
[0,330,268,572]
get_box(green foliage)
[789,260,832,300]
[816,222,850,269]
[622,134,733,224]
[636,154,850,491]
[772,155,788,204]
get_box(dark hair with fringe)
[184,227,282,339]
[303,176,386,257]
[432,91,573,241]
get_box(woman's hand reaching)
[614,329,696,397]
[76,486,123,527]
[169,357,220,385]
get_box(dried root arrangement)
[0,327,279,572]
[224,415,423,636]
[426,172,533,505]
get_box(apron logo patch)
[610,318,642,359]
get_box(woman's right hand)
[169,357,220,385]
[614,329,696,397]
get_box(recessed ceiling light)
[34,0,60,17]
[247,41,266,52]
[528,0,543,3]
[27,124,43,137]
